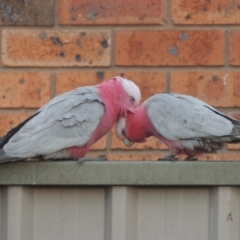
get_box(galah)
[0,76,141,163]
[116,92,240,161]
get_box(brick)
[227,144,240,150]
[0,72,50,108]
[58,0,166,25]
[88,153,240,161]
[88,153,166,161]
[90,137,106,150]
[0,0,54,25]
[119,72,166,102]
[2,30,110,67]
[172,0,240,24]
[107,153,166,161]
[107,153,240,161]
[229,31,240,66]
[56,71,166,101]
[170,72,240,107]
[198,153,240,161]
[115,30,224,66]
[0,113,32,136]
[111,131,168,150]
[56,72,104,95]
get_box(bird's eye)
[121,129,126,136]
[130,97,135,104]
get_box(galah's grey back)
[146,93,240,143]
[0,86,105,159]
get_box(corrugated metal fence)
[0,162,239,240]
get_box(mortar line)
[1,66,240,72]
[110,28,115,68]
[54,0,59,28]
[0,25,239,30]
[225,29,230,67]
[166,71,170,92]
[50,72,56,99]
[165,0,172,27]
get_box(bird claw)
[185,156,198,161]
[97,155,108,161]
[77,155,107,163]
[157,155,179,162]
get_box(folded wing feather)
[3,86,105,158]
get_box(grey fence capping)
[0,161,239,186]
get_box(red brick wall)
[1,0,240,161]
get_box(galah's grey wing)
[3,86,105,158]
[146,93,240,141]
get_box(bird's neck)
[98,78,119,98]
[126,104,154,142]
[98,79,122,99]
[97,79,124,117]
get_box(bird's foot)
[157,154,179,162]
[97,155,108,161]
[77,155,107,163]
[185,156,198,161]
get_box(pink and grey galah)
[0,76,141,163]
[116,93,240,161]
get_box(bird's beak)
[121,106,135,117]
[123,138,135,147]
[126,106,136,114]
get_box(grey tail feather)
[0,149,22,164]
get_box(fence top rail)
[0,161,239,186]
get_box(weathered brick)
[2,30,111,67]
[90,137,106,150]
[87,152,240,161]
[88,153,166,161]
[0,112,32,136]
[170,72,240,107]
[111,130,168,150]
[56,72,103,95]
[0,72,50,108]
[229,30,240,66]
[88,151,240,161]
[229,112,240,122]
[198,153,240,161]
[115,30,224,66]
[107,153,166,161]
[102,153,240,161]
[172,0,240,24]
[120,72,166,101]
[227,144,240,150]
[0,0,54,25]
[58,0,166,25]
[56,71,166,101]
